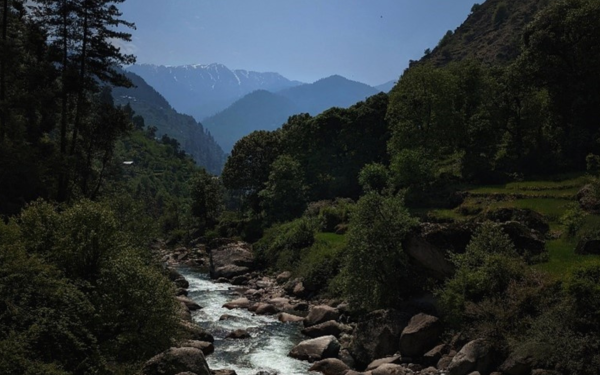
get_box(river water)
[178,268,312,375]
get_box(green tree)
[221,130,282,212]
[190,168,223,234]
[343,192,418,310]
[258,154,307,225]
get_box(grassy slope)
[424,173,600,279]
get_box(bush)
[560,204,585,238]
[253,217,318,269]
[297,235,347,294]
[342,192,418,310]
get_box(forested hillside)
[113,71,226,174]
[197,1,600,373]
[0,1,214,373]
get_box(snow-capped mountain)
[126,63,303,120]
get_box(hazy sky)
[118,0,478,86]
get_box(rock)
[399,313,442,357]
[226,329,251,339]
[480,208,550,235]
[302,320,347,338]
[498,221,546,257]
[267,297,290,309]
[176,296,202,311]
[346,371,372,375]
[212,370,237,375]
[279,312,305,323]
[174,277,190,289]
[209,241,254,279]
[308,358,350,375]
[179,320,214,343]
[447,339,494,375]
[288,335,341,362]
[255,303,279,315]
[176,288,189,297]
[422,344,447,367]
[143,347,210,375]
[531,370,561,375]
[276,271,292,284]
[223,298,251,310]
[371,364,408,375]
[293,302,309,311]
[420,367,438,375]
[577,184,600,213]
[230,275,249,285]
[338,348,355,369]
[438,355,454,370]
[350,309,412,369]
[293,281,307,297]
[179,340,214,356]
[500,352,534,375]
[219,314,241,321]
[177,302,192,322]
[575,238,600,255]
[304,305,340,328]
[366,355,403,371]
[402,222,471,280]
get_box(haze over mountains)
[126,63,303,120]
[128,64,386,152]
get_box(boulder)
[143,347,210,375]
[174,277,190,289]
[422,344,447,367]
[176,296,202,311]
[254,303,279,315]
[209,241,254,279]
[338,348,356,369]
[399,313,442,357]
[176,288,189,297]
[371,364,408,375]
[179,320,214,343]
[302,320,347,338]
[575,238,600,255]
[365,355,403,371]
[480,208,550,235]
[350,309,412,369]
[577,184,600,213]
[288,335,341,362]
[177,302,192,322]
[279,312,305,323]
[499,352,535,375]
[276,271,293,284]
[447,339,494,375]
[226,329,251,339]
[179,340,214,356]
[223,297,250,310]
[308,358,350,375]
[402,222,472,280]
[498,221,546,257]
[304,305,340,328]
[212,370,237,375]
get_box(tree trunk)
[0,0,9,141]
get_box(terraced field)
[423,173,600,278]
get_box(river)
[178,268,312,375]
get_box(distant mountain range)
[203,75,381,152]
[112,71,226,174]
[126,63,302,120]
[127,63,394,153]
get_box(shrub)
[342,192,418,310]
[297,235,347,293]
[559,204,585,238]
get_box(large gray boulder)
[304,305,340,328]
[301,320,348,338]
[365,355,403,371]
[209,241,254,279]
[179,320,214,343]
[371,364,409,375]
[399,313,442,357]
[143,347,210,375]
[288,335,341,362]
[447,339,494,375]
[176,295,202,311]
[308,358,350,375]
[223,297,250,310]
[350,309,412,369]
[178,340,214,356]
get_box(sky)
[117,0,479,86]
